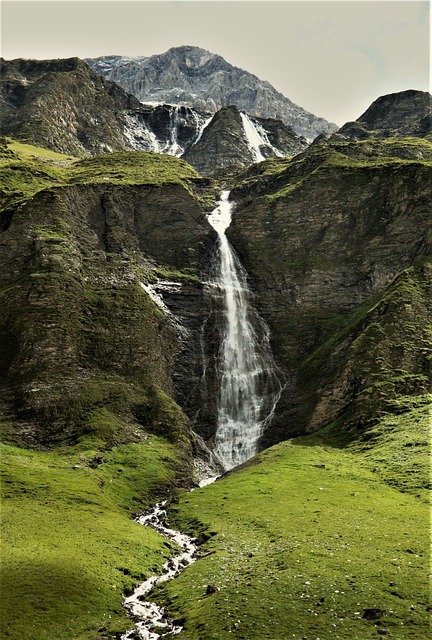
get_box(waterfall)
[123,114,162,153]
[240,112,284,162]
[207,191,283,471]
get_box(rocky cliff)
[0,142,218,455]
[331,89,431,142]
[0,57,144,156]
[0,57,213,159]
[182,105,307,176]
[227,135,432,446]
[1,90,431,453]
[86,46,338,139]
[0,57,306,175]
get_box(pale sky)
[0,1,430,126]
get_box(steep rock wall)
[228,153,431,444]
[0,178,216,450]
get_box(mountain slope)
[0,141,216,448]
[159,427,429,639]
[332,89,431,141]
[1,87,431,640]
[86,46,338,140]
[0,57,141,156]
[227,134,432,447]
[0,57,209,158]
[182,106,307,176]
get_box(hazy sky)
[1,1,430,125]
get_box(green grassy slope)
[0,137,202,213]
[156,399,430,640]
[0,435,183,639]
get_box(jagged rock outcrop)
[0,57,208,158]
[124,103,209,156]
[0,57,141,156]
[1,89,430,455]
[332,89,431,142]
[0,57,304,173]
[86,46,338,140]
[182,105,307,176]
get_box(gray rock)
[86,46,338,140]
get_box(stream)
[120,501,199,640]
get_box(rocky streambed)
[120,501,198,640]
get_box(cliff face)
[0,58,306,175]
[332,89,431,141]
[228,137,432,445]
[86,46,338,139]
[0,57,143,156]
[1,89,431,454]
[0,145,216,452]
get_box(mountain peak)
[86,47,338,139]
[358,89,431,129]
[165,45,214,60]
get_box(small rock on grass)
[206,584,219,595]
[362,608,385,620]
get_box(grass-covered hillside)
[157,395,430,639]
[1,435,184,639]
[0,137,204,211]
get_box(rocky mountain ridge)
[0,56,306,174]
[0,85,430,449]
[227,137,431,446]
[86,45,338,140]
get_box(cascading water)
[194,114,213,144]
[207,191,283,471]
[165,106,184,156]
[240,112,284,162]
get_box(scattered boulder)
[362,608,385,620]
[206,584,219,595]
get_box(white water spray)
[194,114,212,145]
[207,191,282,471]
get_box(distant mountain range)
[86,45,338,140]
